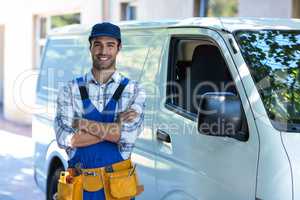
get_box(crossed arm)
[54,81,145,151]
[70,109,138,148]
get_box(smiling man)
[54,22,146,200]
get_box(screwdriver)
[128,164,136,177]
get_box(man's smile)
[97,55,111,61]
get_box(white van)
[33,18,300,200]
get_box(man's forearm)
[74,119,121,143]
[70,129,102,148]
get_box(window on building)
[194,0,238,17]
[51,13,81,29]
[34,13,81,69]
[120,2,137,20]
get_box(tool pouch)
[102,159,144,200]
[57,171,83,200]
[109,169,138,199]
[82,168,103,192]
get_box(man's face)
[90,36,120,71]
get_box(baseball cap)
[88,22,121,43]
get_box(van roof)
[49,17,300,36]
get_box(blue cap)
[89,22,121,43]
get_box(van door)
[154,28,259,200]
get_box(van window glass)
[117,35,152,80]
[167,39,237,116]
[235,30,300,131]
[37,36,90,101]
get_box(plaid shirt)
[54,70,146,160]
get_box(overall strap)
[76,76,129,101]
[100,77,129,122]
[76,77,96,116]
[76,77,89,100]
[112,77,129,101]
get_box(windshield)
[235,30,300,132]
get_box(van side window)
[37,37,90,101]
[167,38,237,117]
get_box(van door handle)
[156,129,171,143]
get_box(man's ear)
[89,39,94,50]
[118,43,122,51]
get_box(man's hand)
[72,118,93,132]
[72,109,139,130]
[72,118,120,142]
[118,109,139,123]
[72,109,138,143]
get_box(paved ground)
[0,105,44,199]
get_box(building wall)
[0,0,298,124]
[0,0,103,124]
[108,0,296,22]
[138,0,194,20]
[109,0,194,21]
[3,1,35,123]
[239,0,292,18]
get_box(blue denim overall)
[68,76,129,200]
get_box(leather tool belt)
[56,159,144,200]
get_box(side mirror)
[197,92,248,141]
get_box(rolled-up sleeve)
[54,82,76,151]
[119,82,146,159]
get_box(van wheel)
[47,166,64,200]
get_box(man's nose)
[99,45,108,54]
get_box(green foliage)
[207,0,238,17]
[51,13,80,29]
[235,30,300,125]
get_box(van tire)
[47,166,64,200]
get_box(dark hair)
[89,38,121,49]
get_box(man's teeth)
[99,57,109,61]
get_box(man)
[54,22,145,199]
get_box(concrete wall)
[109,0,295,21]
[80,0,103,25]
[3,1,34,123]
[138,0,194,20]
[110,0,194,21]
[30,0,103,24]
[0,0,297,124]
[239,0,293,18]
[0,0,103,124]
